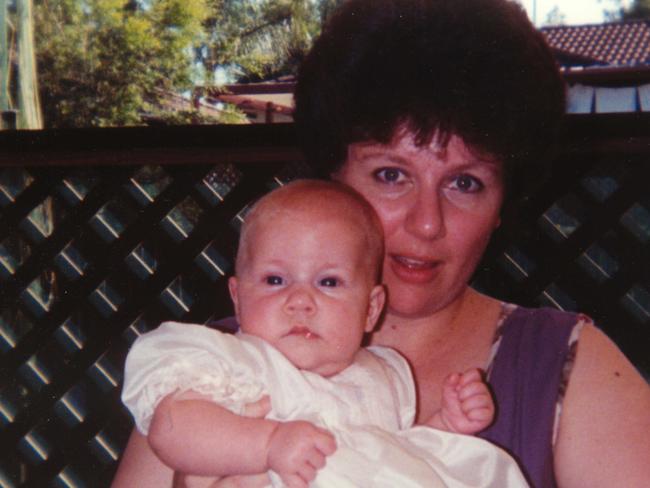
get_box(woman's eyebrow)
[459,158,502,171]
[356,151,410,165]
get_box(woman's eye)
[265,275,284,285]
[451,174,483,193]
[374,167,405,184]
[319,277,339,287]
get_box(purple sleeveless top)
[478,305,582,488]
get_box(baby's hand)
[266,420,336,488]
[438,368,494,435]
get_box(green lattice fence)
[0,117,648,487]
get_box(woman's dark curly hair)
[293,0,566,207]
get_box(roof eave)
[562,64,650,85]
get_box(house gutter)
[561,65,650,86]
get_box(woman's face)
[335,131,504,319]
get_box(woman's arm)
[554,323,650,488]
[111,428,174,488]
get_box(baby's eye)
[265,275,284,285]
[373,167,406,184]
[450,174,484,193]
[319,277,339,287]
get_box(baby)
[122,180,527,487]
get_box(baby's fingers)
[297,462,318,485]
[457,368,483,387]
[281,473,308,488]
[443,372,461,388]
[305,449,328,470]
[314,429,337,456]
[461,393,494,416]
[457,380,491,401]
[464,403,494,421]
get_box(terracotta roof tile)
[541,20,650,67]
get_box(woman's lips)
[389,254,441,284]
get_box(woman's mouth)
[389,254,441,284]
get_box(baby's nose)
[283,287,316,315]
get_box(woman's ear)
[228,277,240,320]
[365,285,387,332]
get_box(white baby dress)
[122,321,528,487]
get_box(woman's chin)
[384,283,468,319]
[385,297,438,319]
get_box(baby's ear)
[365,285,386,332]
[228,277,240,320]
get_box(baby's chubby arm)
[427,368,494,435]
[148,391,336,488]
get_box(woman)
[112,0,650,487]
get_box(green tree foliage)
[34,0,211,127]
[31,0,343,127]
[198,0,342,83]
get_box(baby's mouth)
[287,326,318,339]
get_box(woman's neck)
[370,288,501,367]
[369,287,503,424]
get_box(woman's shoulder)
[554,318,650,487]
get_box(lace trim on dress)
[133,355,267,434]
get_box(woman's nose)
[404,189,445,240]
[283,287,316,315]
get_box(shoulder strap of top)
[207,315,239,333]
[478,305,582,488]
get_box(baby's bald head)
[236,180,384,284]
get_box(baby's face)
[229,208,384,377]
